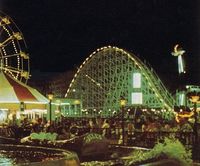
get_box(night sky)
[0,0,199,90]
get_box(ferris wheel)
[0,12,30,84]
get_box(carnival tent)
[0,72,49,111]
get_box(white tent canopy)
[0,72,48,104]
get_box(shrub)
[126,137,192,166]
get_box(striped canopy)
[0,72,49,104]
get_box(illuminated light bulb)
[20,51,29,59]
[13,32,23,40]
[21,71,29,79]
[2,17,11,25]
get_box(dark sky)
[0,0,199,90]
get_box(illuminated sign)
[131,92,142,104]
[133,73,141,88]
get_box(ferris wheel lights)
[20,71,29,79]
[2,17,10,25]
[19,51,29,59]
[13,32,23,40]
[0,17,10,26]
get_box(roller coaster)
[65,46,175,117]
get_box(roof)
[0,72,49,104]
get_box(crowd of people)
[0,114,194,145]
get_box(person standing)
[102,119,110,138]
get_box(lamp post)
[120,96,126,145]
[187,91,200,160]
[48,93,54,124]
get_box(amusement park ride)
[0,12,30,84]
[0,11,199,121]
[65,44,200,118]
[171,44,200,123]
[66,46,175,117]
[171,44,186,74]
[0,12,49,123]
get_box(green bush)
[126,137,192,166]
